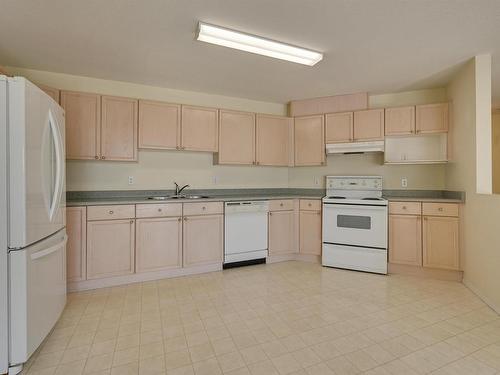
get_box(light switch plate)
[128,176,134,185]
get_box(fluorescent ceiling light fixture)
[196,22,323,66]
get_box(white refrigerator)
[0,76,67,374]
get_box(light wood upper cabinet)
[423,216,459,270]
[183,214,223,267]
[325,112,353,143]
[416,103,448,134]
[269,210,296,255]
[294,115,325,166]
[181,105,218,152]
[86,219,135,279]
[299,210,322,256]
[61,91,101,160]
[385,106,415,136]
[256,114,293,166]
[136,217,182,273]
[101,96,138,161]
[38,84,60,103]
[353,109,384,141]
[66,207,87,282]
[389,214,422,266]
[217,110,255,165]
[138,100,180,150]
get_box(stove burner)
[328,196,346,199]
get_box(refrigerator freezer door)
[9,229,67,365]
[8,77,66,248]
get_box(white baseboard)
[462,278,500,314]
[68,263,222,292]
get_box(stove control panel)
[326,176,382,191]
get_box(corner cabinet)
[422,213,460,270]
[294,115,325,166]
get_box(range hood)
[326,140,385,154]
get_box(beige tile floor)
[21,261,500,375]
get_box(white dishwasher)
[224,201,269,268]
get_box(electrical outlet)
[314,177,320,186]
[128,176,134,185]
[401,177,408,188]
[212,176,218,185]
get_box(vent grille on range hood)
[326,141,385,154]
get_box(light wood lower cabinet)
[299,210,321,255]
[86,219,135,279]
[389,214,422,266]
[183,214,223,267]
[269,210,296,255]
[66,207,87,282]
[423,216,459,270]
[136,217,182,273]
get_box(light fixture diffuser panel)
[196,22,323,66]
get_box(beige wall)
[492,111,500,194]
[6,66,447,191]
[446,55,500,312]
[289,88,449,189]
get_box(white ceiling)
[1,0,500,103]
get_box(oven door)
[322,203,387,249]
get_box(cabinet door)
[385,106,415,135]
[136,217,182,273]
[269,210,296,255]
[389,214,422,266]
[38,84,60,103]
[101,96,138,161]
[218,110,255,164]
[256,114,293,166]
[181,105,218,152]
[325,112,353,143]
[294,115,325,166]
[353,109,384,141]
[138,100,180,150]
[416,103,448,134]
[299,210,321,255]
[183,214,223,267]
[87,219,135,279]
[423,216,459,270]
[61,91,101,160]
[66,207,87,282]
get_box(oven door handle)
[323,204,387,211]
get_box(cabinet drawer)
[299,199,321,211]
[389,202,421,215]
[183,202,223,216]
[136,203,182,218]
[87,205,135,221]
[269,199,295,211]
[422,202,459,217]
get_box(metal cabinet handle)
[184,217,187,221]
[402,206,407,210]
[308,203,312,207]
[158,208,162,212]
[438,207,443,211]
[130,220,134,224]
[202,206,206,210]
[95,155,99,159]
[280,203,284,207]
[109,210,114,214]
[101,156,106,160]
[269,212,272,216]
[178,217,181,222]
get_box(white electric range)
[322,176,388,274]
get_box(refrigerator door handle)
[30,235,67,261]
[48,110,63,222]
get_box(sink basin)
[147,195,210,200]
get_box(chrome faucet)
[174,182,190,196]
